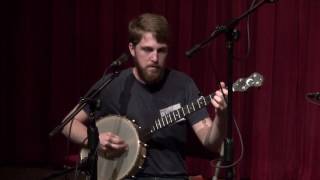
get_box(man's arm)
[62,109,89,145]
[62,108,127,151]
[192,83,228,153]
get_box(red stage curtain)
[1,0,320,179]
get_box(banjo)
[80,72,264,180]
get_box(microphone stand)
[185,1,277,180]
[47,53,128,180]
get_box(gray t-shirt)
[84,68,209,176]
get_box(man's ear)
[128,43,135,57]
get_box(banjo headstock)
[232,72,264,92]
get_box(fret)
[164,116,169,125]
[178,109,184,118]
[172,112,176,120]
[199,96,206,106]
[202,96,207,106]
[172,111,177,121]
[168,113,172,123]
[159,119,163,128]
[186,105,191,113]
[177,109,181,119]
[160,118,164,127]
[197,98,201,108]
[164,114,169,125]
[191,102,195,112]
[186,107,189,115]
[159,118,163,127]
[155,120,159,129]
[181,107,185,116]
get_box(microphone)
[102,53,129,75]
[267,0,279,3]
[110,53,129,67]
[306,92,320,105]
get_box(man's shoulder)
[99,68,133,88]
[119,68,132,77]
[109,68,133,82]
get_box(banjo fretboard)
[148,72,264,134]
[150,94,214,133]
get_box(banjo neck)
[147,72,264,136]
[149,94,213,134]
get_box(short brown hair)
[128,13,170,45]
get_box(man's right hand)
[98,132,128,152]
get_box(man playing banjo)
[62,13,228,180]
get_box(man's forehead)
[137,33,168,47]
[138,43,168,49]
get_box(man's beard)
[135,62,165,85]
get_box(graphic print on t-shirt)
[159,103,186,123]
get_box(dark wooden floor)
[0,166,86,180]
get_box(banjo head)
[80,115,146,180]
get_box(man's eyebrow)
[140,46,168,50]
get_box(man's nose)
[150,51,159,62]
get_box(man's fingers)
[220,82,226,88]
[110,143,128,149]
